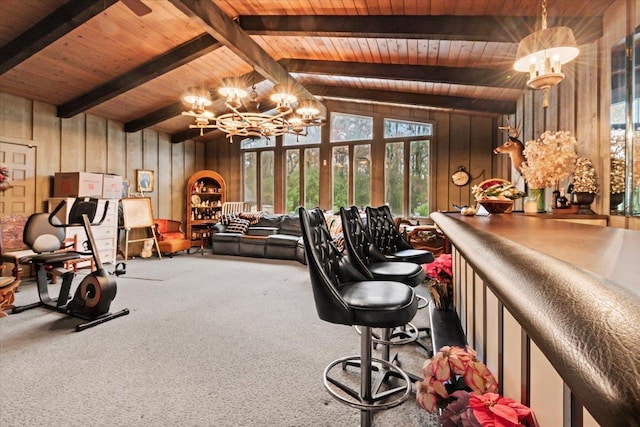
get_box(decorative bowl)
[478,199,514,214]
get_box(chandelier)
[513,0,579,107]
[181,79,325,140]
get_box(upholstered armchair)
[154,219,185,241]
[153,219,191,257]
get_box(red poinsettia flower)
[468,392,533,427]
[424,254,453,283]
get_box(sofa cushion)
[278,214,302,236]
[211,233,242,242]
[247,226,279,237]
[251,213,282,228]
[266,234,301,247]
[226,218,250,234]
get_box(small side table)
[191,228,211,255]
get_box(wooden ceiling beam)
[280,59,526,90]
[168,0,326,118]
[58,34,222,118]
[238,15,602,45]
[305,84,516,115]
[125,102,185,133]
[0,0,119,76]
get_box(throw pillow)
[226,218,250,234]
[332,233,345,253]
[220,213,238,226]
[238,211,264,225]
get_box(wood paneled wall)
[500,0,640,230]
[206,99,504,215]
[0,93,205,221]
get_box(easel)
[120,197,161,261]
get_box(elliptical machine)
[13,198,129,331]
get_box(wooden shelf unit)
[185,170,226,247]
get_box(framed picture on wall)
[136,169,154,192]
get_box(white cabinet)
[48,198,118,264]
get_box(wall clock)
[451,166,470,186]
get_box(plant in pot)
[416,345,534,426]
[571,157,599,214]
[423,254,453,309]
[610,157,625,211]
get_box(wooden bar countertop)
[430,212,639,294]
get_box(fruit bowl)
[478,199,514,214]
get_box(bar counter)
[436,212,639,292]
[429,212,640,426]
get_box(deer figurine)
[494,121,526,174]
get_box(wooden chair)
[222,201,251,215]
[0,265,21,317]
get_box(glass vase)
[528,188,546,213]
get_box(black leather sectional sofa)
[210,213,306,263]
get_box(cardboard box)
[53,172,104,198]
[102,174,123,199]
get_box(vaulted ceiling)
[0,0,614,143]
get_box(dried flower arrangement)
[610,157,625,194]
[520,131,578,189]
[571,157,599,193]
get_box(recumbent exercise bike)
[12,198,129,331]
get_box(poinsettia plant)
[416,345,534,427]
[423,254,453,309]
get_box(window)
[242,150,275,213]
[332,146,349,212]
[240,136,275,149]
[353,144,371,208]
[260,151,275,213]
[384,119,432,217]
[384,118,433,138]
[285,149,300,213]
[385,142,404,214]
[283,126,321,146]
[409,140,430,216]
[243,152,257,211]
[330,112,373,142]
[304,148,320,208]
[240,114,433,217]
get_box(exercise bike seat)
[23,213,81,263]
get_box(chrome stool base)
[324,355,412,411]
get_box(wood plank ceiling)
[0,0,614,143]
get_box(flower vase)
[528,188,546,213]
[575,192,596,214]
[610,192,624,211]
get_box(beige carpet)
[0,254,438,427]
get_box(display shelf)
[185,170,226,247]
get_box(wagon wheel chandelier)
[181,79,325,140]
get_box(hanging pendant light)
[513,0,579,107]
